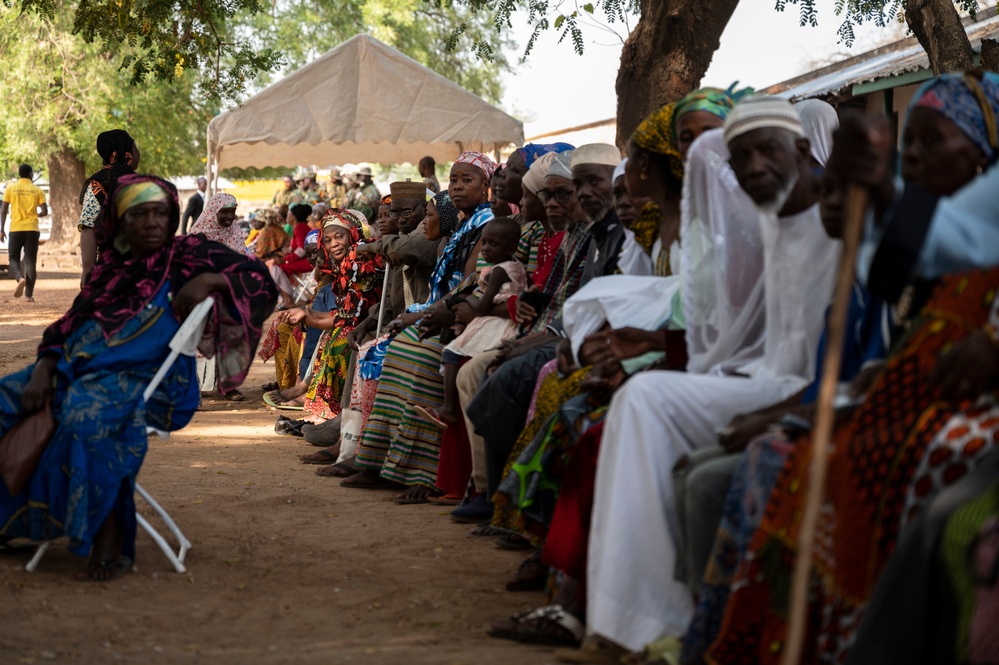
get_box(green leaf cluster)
[16,0,283,103]
[438,0,638,60]
[776,0,980,46]
[0,5,211,177]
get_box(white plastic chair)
[26,297,216,575]
[291,272,316,305]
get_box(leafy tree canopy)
[776,0,980,45]
[0,4,210,176]
[14,0,282,103]
[437,0,638,60]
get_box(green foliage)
[776,0,980,45]
[238,0,511,103]
[14,0,283,103]
[437,0,638,60]
[0,5,211,176]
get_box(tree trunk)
[981,38,999,72]
[46,146,86,246]
[905,0,976,74]
[615,0,740,147]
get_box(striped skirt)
[355,325,445,487]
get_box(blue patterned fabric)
[911,72,999,165]
[516,142,575,167]
[358,334,392,380]
[407,203,494,314]
[0,284,199,560]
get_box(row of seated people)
[261,71,999,664]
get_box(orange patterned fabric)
[710,267,999,665]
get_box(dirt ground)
[0,258,559,664]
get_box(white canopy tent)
[206,34,524,193]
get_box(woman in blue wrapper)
[0,174,277,581]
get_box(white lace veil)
[794,99,839,167]
[680,129,767,376]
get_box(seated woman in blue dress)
[0,174,277,581]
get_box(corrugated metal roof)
[766,11,999,101]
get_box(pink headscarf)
[190,192,246,252]
[455,151,497,179]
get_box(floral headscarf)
[631,102,686,181]
[516,143,576,168]
[672,83,754,136]
[455,151,498,179]
[253,208,289,258]
[911,71,999,165]
[320,208,384,325]
[190,193,246,252]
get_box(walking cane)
[780,184,868,665]
[375,264,391,335]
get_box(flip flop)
[468,523,509,538]
[260,381,280,392]
[393,487,444,505]
[340,474,402,490]
[263,391,304,411]
[299,449,339,465]
[314,461,358,478]
[0,541,36,555]
[414,405,449,430]
[222,390,245,402]
[427,494,461,506]
[496,533,535,551]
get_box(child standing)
[418,217,527,428]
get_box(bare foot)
[340,469,401,489]
[394,485,443,504]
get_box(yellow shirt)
[2,178,46,232]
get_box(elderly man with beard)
[581,97,841,657]
[451,144,624,522]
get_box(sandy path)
[0,263,559,664]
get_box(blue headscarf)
[516,143,576,168]
[910,72,999,165]
[305,229,320,245]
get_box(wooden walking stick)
[780,184,868,665]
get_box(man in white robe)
[585,97,841,652]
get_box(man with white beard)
[584,96,841,655]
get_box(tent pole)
[205,128,214,199]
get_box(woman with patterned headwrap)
[345,152,496,501]
[78,129,141,283]
[709,70,999,665]
[0,174,276,581]
[258,229,330,397]
[672,83,754,160]
[298,209,384,420]
[253,208,290,260]
[190,193,245,252]
[305,190,464,474]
